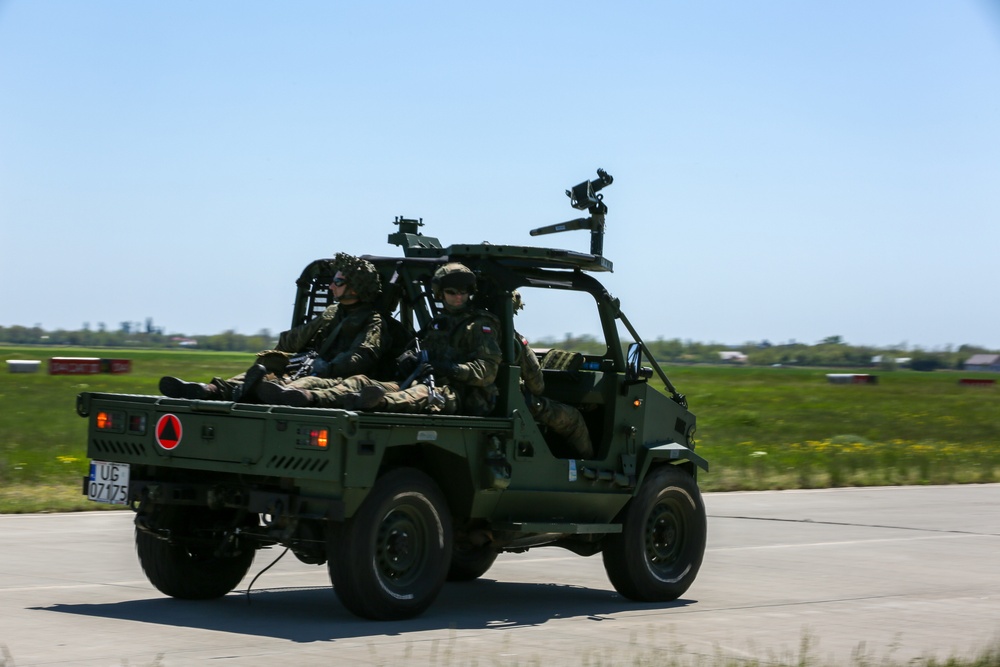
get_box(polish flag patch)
[482,325,493,334]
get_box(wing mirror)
[625,343,653,383]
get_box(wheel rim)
[375,506,428,588]
[644,497,686,574]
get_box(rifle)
[398,339,445,410]
[285,350,319,380]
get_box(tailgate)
[77,392,354,471]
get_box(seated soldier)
[510,290,594,459]
[159,253,388,401]
[260,262,501,416]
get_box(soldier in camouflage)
[261,263,502,416]
[510,290,594,459]
[159,253,389,401]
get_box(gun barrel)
[529,217,591,237]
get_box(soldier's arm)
[321,313,387,378]
[517,334,545,395]
[450,320,501,387]
[276,305,338,353]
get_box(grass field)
[667,364,1000,491]
[2,346,999,513]
[0,346,250,513]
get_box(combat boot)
[340,385,387,411]
[233,364,267,402]
[257,381,316,408]
[159,376,220,400]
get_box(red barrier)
[49,357,101,375]
[958,378,996,386]
[101,359,132,374]
[49,357,132,375]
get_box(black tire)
[328,468,452,620]
[601,465,706,601]
[135,507,255,600]
[447,542,499,582]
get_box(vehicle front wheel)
[601,465,706,601]
[328,468,452,620]
[447,541,499,581]
[135,507,256,600]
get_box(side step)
[491,522,621,535]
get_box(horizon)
[2,321,995,353]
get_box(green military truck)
[78,171,708,620]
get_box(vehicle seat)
[539,349,584,372]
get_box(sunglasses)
[443,288,468,296]
[330,277,347,287]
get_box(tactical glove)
[431,361,458,378]
[310,358,331,377]
[396,350,419,377]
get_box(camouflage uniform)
[162,253,387,401]
[214,253,387,398]
[307,307,501,415]
[513,331,594,459]
[515,331,545,396]
[302,374,403,410]
[249,302,387,382]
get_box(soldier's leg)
[311,376,401,408]
[378,384,458,414]
[210,377,239,400]
[260,375,400,408]
[160,365,263,402]
[160,374,226,399]
[532,397,594,459]
[285,376,346,392]
[254,374,345,406]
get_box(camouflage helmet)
[332,252,382,302]
[511,289,524,313]
[431,262,476,299]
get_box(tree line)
[533,334,995,371]
[2,325,995,370]
[0,325,275,354]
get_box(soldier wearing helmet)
[431,263,477,309]
[510,290,594,459]
[263,262,503,416]
[159,253,390,401]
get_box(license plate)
[88,461,130,505]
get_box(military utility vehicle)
[78,170,708,620]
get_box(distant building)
[964,354,1000,372]
[872,355,911,367]
[718,351,748,363]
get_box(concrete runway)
[1,484,998,666]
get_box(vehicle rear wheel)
[328,468,452,620]
[447,542,498,581]
[135,507,255,600]
[601,465,706,601]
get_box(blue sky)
[2,1,999,350]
